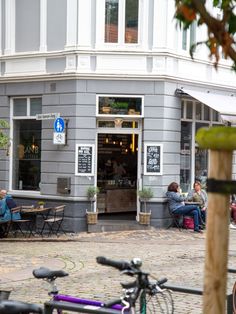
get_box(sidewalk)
[1,227,236,313]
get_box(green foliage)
[138,188,154,200]
[0,120,9,149]
[86,186,100,200]
[174,0,236,70]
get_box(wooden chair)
[10,206,34,237]
[40,205,66,237]
[0,220,11,238]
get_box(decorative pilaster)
[4,0,15,55]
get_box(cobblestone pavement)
[1,228,236,313]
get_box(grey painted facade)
[0,0,235,233]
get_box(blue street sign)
[54,117,65,133]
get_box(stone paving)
[0,227,236,313]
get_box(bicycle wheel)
[232,281,236,313]
[135,289,174,314]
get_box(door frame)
[95,122,142,217]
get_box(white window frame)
[96,0,146,50]
[96,94,144,118]
[9,96,42,194]
[181,98,222,189]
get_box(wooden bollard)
[196,126,236,314]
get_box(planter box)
[86,212,98,224]
[139,212,151,225]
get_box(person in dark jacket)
[166,182,203,233]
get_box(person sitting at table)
[187,181,208,223]
[166,182,204,233]
[0,189,21,221]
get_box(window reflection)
[98,96,142,116]
[13,120,41,191]
[105,0,118,43]
[180,122,192,192]
[125,0,138,43]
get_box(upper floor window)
[182,22,196,52]
[105,0,139,44]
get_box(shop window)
[186,101,193,119]
[181,99,222,192]
[12,97,42,191]
[180,121,192,192]
[105,0,139,44]
[196,102,202,120]
[97,95,143,116]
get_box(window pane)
[190,22,196,51]
[98,96,142,115]
[195,123,208,188]
[212,110,219,121]
[182,29,187,50]
[180,121,192,192]
[181,101,184,118]
[12,120,41,191]
[125,0,138,43]
[204,105,210,121]
[186,101,193,119]
[30,98,42,116]
[105,0,118,43]
[196,102,202,120]
[13,98,27,116]
[98,121,115,127]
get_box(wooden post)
[195,126,236,314]
[203,150,231,313]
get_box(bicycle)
[33,256,173,313]
[0,299,43,314]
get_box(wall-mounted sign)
[53,132,66,145]
[75,144,94,176]
[54,117,65,133]
[144,143,163,175]
[36,113,60,120]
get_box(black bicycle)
[96,256,174,314]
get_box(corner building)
[0,0,235,232]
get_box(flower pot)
[139,212,151,225]
[86,212,98,224]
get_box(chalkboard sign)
[144,143,163,175]
[75,144,94,176]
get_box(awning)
[176,88,236,123]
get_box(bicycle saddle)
[32,267,68,280]
[0,300,42,314]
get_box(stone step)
[88,219,151,233]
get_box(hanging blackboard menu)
[144,143,163,175]
[75,144,94,176]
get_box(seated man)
[0,190,21,221]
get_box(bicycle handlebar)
[96,256,133,271]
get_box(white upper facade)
[0,0,234,89]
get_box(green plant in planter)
[38,201,45,208]
[86,186,100,212]
[138,187,154,213]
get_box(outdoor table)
[21,207,51,235]
[185,201,201,205]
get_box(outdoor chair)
[40,205,66,237]
[167,206,183,231]
[0,220,11,238]
[10,206,34,238]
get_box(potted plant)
[86,186,100,224]
[38,201,45,209]
[138,187,154,225]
